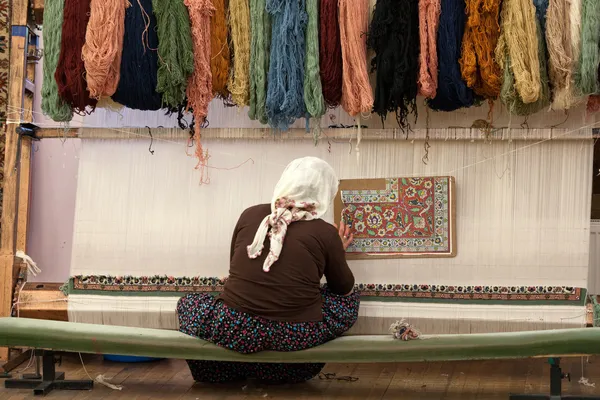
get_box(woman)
[177,156,359,384]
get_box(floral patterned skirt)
[176,286,360,384]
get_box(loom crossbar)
[1,318,600,364]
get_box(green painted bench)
[1,318,600,398]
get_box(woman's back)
[221,204,354,322]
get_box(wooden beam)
[1,0,34,361]
[15,283,67,322]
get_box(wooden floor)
[2,354,600,399]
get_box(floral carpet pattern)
[339,177,454,257]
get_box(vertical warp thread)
[417,0,441,99]
[546,0,574,109]
[498,0,541,104]
[211,0,230,98]
[303,0,325,119]
[427,0,474,111]
[248,0,271,124]
[185,0,214,183]
[265,0,308,130]
[339,0,373,116]
[459,0,502,98]
[41,0,73,122]
[575,0,600,95]
[367,0,420,129]
[228,0,251,106]
[111,0,163,110]
[82,0,127,99]
[319,0,343,107]
[55,0,98,113]
[153,0,195,108]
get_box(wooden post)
[0,0,34,361]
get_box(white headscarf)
[247,157,339,272]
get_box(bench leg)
[4,350,93,396]
[509,358,600,400]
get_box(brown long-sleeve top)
[219,204,355,322]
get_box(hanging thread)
[265,0,308,130]
[111,0,163,110]
[186,0,215,182]
[81,0,127,99]
[459,0,502,98]
[367,0,420,130]
[54,0,97,113]
[228,0,251,106]
[546,0,574,109]
[338,0,373,116]
[497,11,550,115]
[40,0,73,122]
[498,0,541,104]
[417,0,441,99]
[153,0,195,108]
[211,0,230,99]
[575,0,600,95]
[427,0,474,111]
[248,0,271,124]
[303,0,325,120]
[319,0,343,107]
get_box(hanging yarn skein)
[319,0,343,107]
[41,0,72,122]
[575,0,600,95]
[211,0,230,98]
[367,0,420,129]
[153,0,195,108]
[417,0,441,99]
[497,8,550,115]
[112,0,163,111]
[248,0,271,124]
[303,0,326,120]
[497,0,541,104]
[427,0,474,111]
[459,0,502,98]
[54,0,97,113]
[338,0,373,116]
[81,0,127,99]
[546,0,574,109]
[228,0,251,106]
[185,0,214,184]
[265,0,308,130]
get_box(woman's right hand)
[335,221,354,250]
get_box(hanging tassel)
[459,0,502,99]
[248,0,271,124]
[367,0,419,129]
[427,0,474,111]
[211,0,230,99]
[82,0,128,99]
[228,0,251,106]
[546,0,575,109]
[15,251,41,277]
[498,0,541,104]
[265,0,307,130]
[575,0,600,95]
[54,0,97,113]
[417,0,441,99]
[153,0,195,108]
[111,0,163,110]
[339,0,373,116]
[40,0,73,122]
[319,0,343,107]
[303,0,325,120]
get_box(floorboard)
[1,353,600,399]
